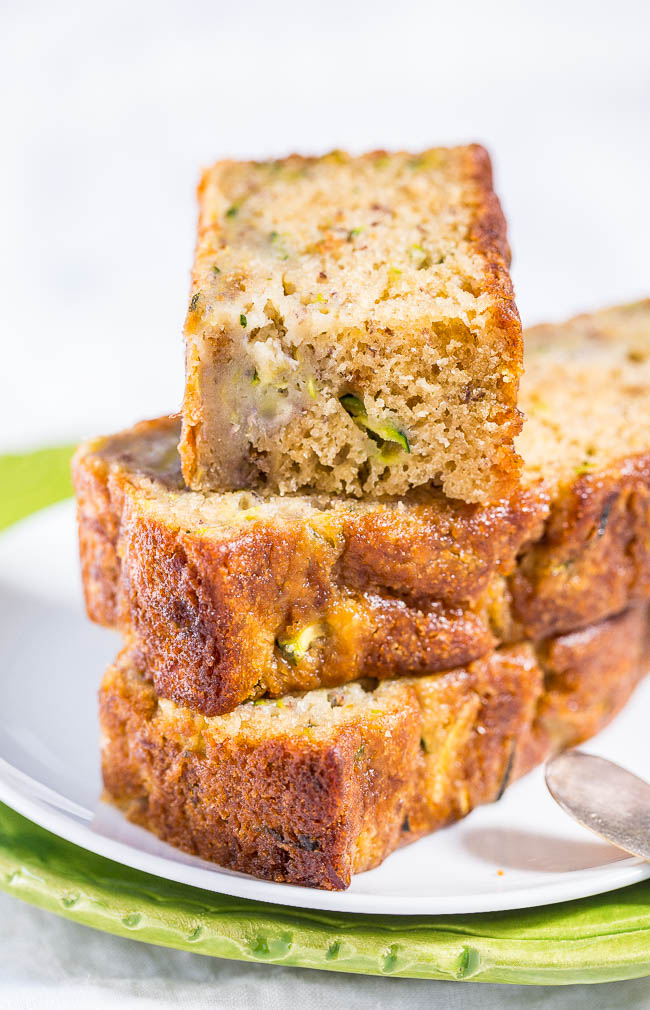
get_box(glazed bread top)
[181,146,522,503]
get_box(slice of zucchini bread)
[511,299,650,639]
[73,300,650,717]
[74,416,543,715]
[100,606,649,890]
[180,146,523,504]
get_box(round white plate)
[0,500,648,916]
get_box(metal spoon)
[545,750,650,861]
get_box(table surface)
[1,0,649,1005]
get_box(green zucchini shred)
[339,395,410,453]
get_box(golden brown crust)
[509,454,650,638]
[73,408,650,716]
[73,442,122,627]
[455,144,523,500]
[73,417,544,715]
[100,660,423,891]
[463,144,520,353]
[100,606,649,890]
[72,416,183,628]
[512,607,650,777]
[337,489,544,602]
[403,645,542,839]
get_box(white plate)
[0,500,648,916]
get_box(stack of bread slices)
[73,147,650,890]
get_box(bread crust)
[73,417,543,715]
[73,413,650,716]
[509,454,650,638]
[100,606,649,890]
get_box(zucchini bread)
[73,301,650,716]
[512,300,650,637]
[180,146,523,504]
[74,415,539,714]
[100,605,649,890]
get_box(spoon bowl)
[546,750,650,862]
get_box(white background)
[1,2,649,1006]
[1,0,649,451]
